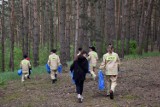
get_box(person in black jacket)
[70,51,89,103]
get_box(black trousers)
[75,80,84,95]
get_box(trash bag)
[17,69,22,76]
[88,62,90,73]
[98,70,105,90]
[70,71,75,84]
[57,65,62,73]
[45,64,50,74]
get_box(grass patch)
[0,65,47,87]
[122,94,138,100]
[124,51,160,59]
[3,92,22,103]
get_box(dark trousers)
[75,80,84,95]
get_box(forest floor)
[0,56,160,107]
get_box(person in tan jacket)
[20,55,31,82]
[48,49,61,84]
[99,44,120,99]
[88,46,98,80]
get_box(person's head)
[107,44,114,53]
[23,54,28,59]
[89,46,96,52]
[51,49,57,54]
[80,51,87,58]
[78,48,82,52]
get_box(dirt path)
[0,56,160,107]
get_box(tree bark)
[138,0,154,55]
[33,0,40,67]
[1,0,5,72]
[59,0,67,65]
[9,0,15,71]
[105,0,116,45]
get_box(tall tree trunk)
[105,0,115,45]
[121,0,126,58]
[22,0,29,55]
[1,0,5,72]
[74,0,79,56]
[59,0,66,65]
[33,0,40,67]
[65,0,71,61]
[95,0,103,57]
[138,0,154,55]
[50,0,54,49]
[126,0,130,55]
[10,0,15,71]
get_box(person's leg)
[51,70,56,83]
[79,80,84,95]
[110,75,117,99]
[75,80,82,103]
[55,70,58,81]
[21,73,25,82]
[90,65,96,80]
[28,68,31,79]
[106,75,111,96]
[110,75,117,92]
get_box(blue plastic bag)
[70,71,75,84]
[98,70,105,90]
[17,69,22,76]
[57,65,62,73]
[45,64,50,74]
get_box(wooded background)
[0,0,160,72]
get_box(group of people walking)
[20,44,120,103]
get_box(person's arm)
[116,54,120,65]
[28,61,31,68]
[84,59,89,73]
[20,61,22,69]
[87,52,91,60]
[116,54,120,71]
[47,56,50,66]
[57,56,61,66]
[99,55,106,69]
[96,53,99,61]
[70,61,75,72]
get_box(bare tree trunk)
[59,0,66,65]
[50,0,54,49]
[1,0,5,72]
[121,0,125,58]
[74,0,79,56]
[95,0,103,57]
[33,0,40,67]
[65,0,71,61]
[22,0,29,55]
[138,0,154,55]
[10,0,15,71]
[126,0,130,55]
[105,0,115,45]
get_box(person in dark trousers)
[70,51,89,103]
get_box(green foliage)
[114,40,137,55]
[14,47,23,71]
[70,45,74,60]
[39,47,49,65]
[124,51,160,59]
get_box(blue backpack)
[45,64,51,74]
[57,65,62,73]
[17,69,22,76]
[70,71,75,84]
[98,70,105,90]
